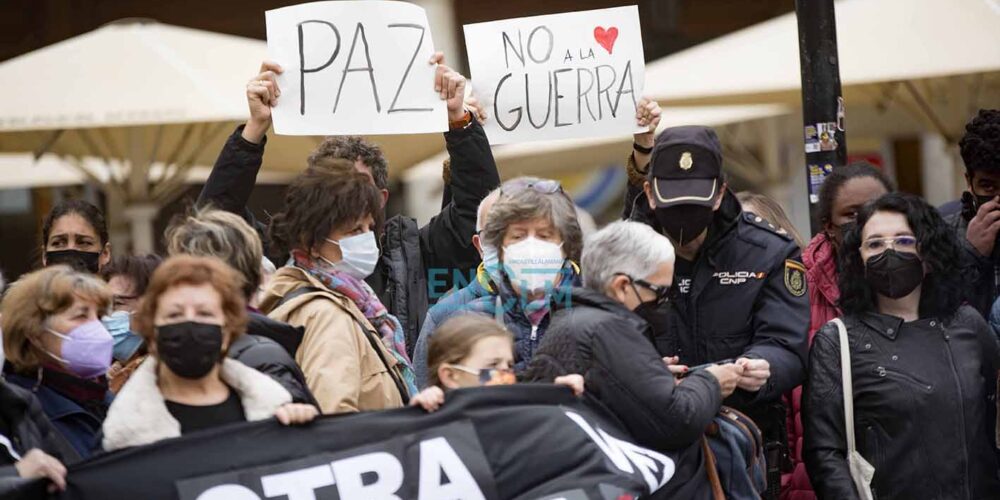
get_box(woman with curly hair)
[258,161,411,414]
[803,193,1000,500]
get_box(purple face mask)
[45,319,113,379]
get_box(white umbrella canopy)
[643,0,1000,140]
[403,104,793,226]
[0,19,443,251]
[485,104,792,179]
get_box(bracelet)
[633,141,653,155]
[449,110,473,130]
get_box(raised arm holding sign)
[464,6,646,145]
[265,1,448,135]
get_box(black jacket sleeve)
[802,324,862,500]
[967,306,1000,454]
[196,125,270,247]
[963,239,997,317]
[229,335,319,408]
[588,326,722,452]
[419,121,500,281]
[736,244,810,405]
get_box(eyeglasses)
[617,273,671,305]
[448,364,517,386]
[499,178,564,198]
[862,235,918,252]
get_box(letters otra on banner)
[16,386,675,500]
[463,6,646,145]
[265,1,447,135]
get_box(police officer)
[624,125,809,498]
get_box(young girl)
[410,315,583,412]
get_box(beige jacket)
[102,357,291,451]
[259,266,406,414]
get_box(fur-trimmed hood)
[102,357,291,451]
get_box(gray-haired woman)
[413,176,584,383]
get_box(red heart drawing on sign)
[594,26,619,54]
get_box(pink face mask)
[44,319,113,379]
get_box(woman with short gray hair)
[413,176,583,384]
[582,220,675,296]
[525,221,742,499]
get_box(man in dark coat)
[623,126,810,496]
[198,57,499,356]
[525,220,743,499]
[943,109,1000,317]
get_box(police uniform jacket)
[625,184,810,431]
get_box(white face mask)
[502,237,565,293]
[323,231,380,280]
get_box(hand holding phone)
[677,358,736,379]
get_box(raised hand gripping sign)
[464,6,645,145]
[266,1,447,135]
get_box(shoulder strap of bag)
[701,436,726,500]
[833,318,857,456]
[275,286,324,309]
[276,286,410,405]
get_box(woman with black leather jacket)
[803,192,1000,500]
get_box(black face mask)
[45,249,100,274]
[654,205,714,247]
[828,220,856,249]
[975,194,995,209]
[628,281,668,326]
[864,249,924,299]
[156,321,224,379]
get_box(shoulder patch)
[784,259,806,297]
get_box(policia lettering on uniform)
[624,125,810,498]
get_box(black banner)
[13,385,676,499]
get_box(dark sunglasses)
[617,273,671,305]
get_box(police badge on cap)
[647,126,724,208]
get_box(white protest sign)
[266,1,447,135]
[464,6,645,145]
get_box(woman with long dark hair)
[803,193,1000,499]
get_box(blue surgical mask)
[482,243,502,284]
[102,310,143,362]
[323,231,380,280]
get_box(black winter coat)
[945,211,999,318]
[198,122,500,356]
[227,312,318,407]
[803,307,1000,500]
[523,288,722,499]
[624,185,810,439]
[0,381,67,494]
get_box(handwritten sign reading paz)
[464,6,645,145]
[266,1,447,135]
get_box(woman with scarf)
[0,266,114,462]
[412,176,584,385]
[783,163,894,500]
[805,162,894,337]
[259,161,414,414]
